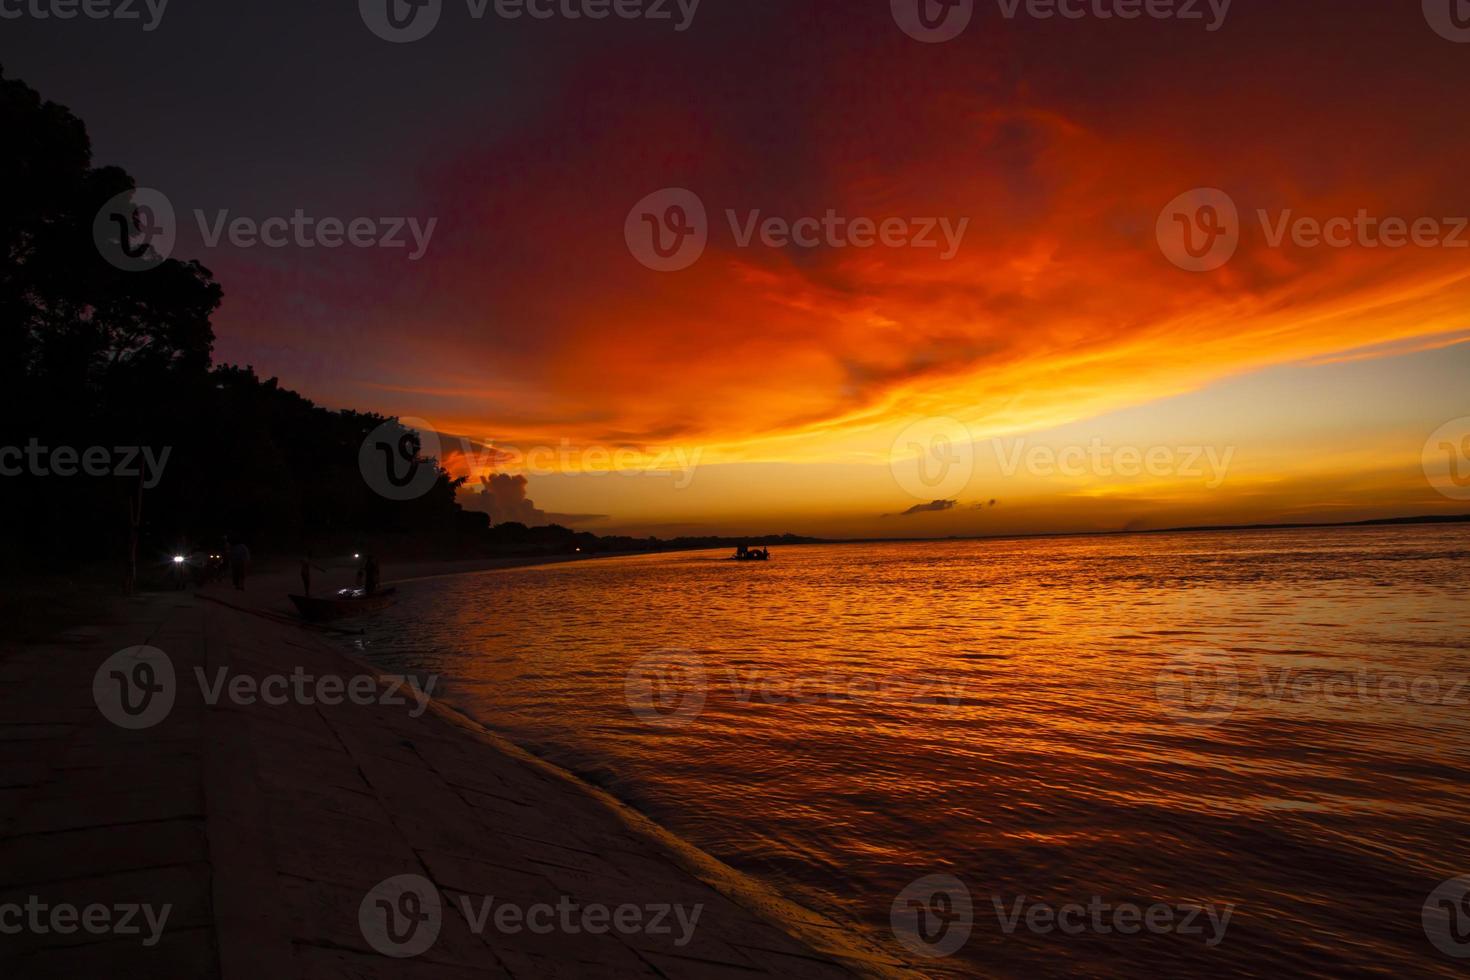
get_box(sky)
[7,0,1470,536]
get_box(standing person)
[299,551,325,596]
[364,555,381,595]
[229,538,251,591]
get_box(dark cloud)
[547,512,610,526]
[886,499,958,518]
[460,474,544,525]
[882,498,1000,518]
[457,474,607,529]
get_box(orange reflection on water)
[362,525,1470,977]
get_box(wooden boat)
[288,587,398,622]
[730,545,770,561]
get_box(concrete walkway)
[0,570,914,978]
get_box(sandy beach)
[0,561,912,978]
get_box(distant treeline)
[0,68,816,581]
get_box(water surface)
[358,525,1470,976]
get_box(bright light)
[353,553,361,559]
[172,555,185,564]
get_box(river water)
[357,525,1470,976]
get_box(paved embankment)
[0,568,917,978]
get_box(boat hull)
[288,587,398,622]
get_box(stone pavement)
[0,569,919,978]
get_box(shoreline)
[0,563,912,978]
[315,561,906,973]
[375,513,1470,572]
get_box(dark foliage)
[0,68,818,581]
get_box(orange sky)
[188,1,1470,536]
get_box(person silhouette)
[299,551,326,596]
[228,538,251,591]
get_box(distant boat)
[289,587,398,622]
[731,545,770,562]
